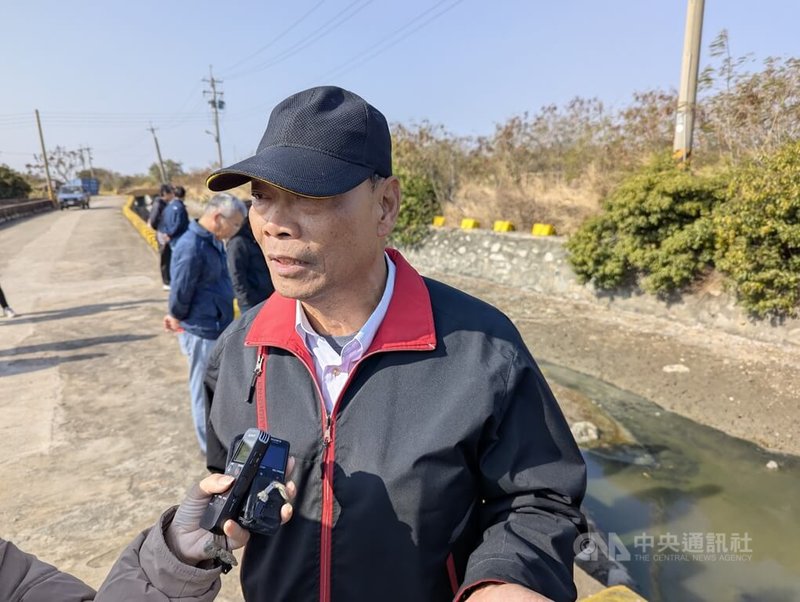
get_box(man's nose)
[259,201,298,239]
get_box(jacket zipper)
[320,412,334,602]
[317,348,394,602]
[265,350,333,602]
[245,350,265,404]
[254,344,432,602]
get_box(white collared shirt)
[295,253,396,415]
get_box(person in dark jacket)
[0,282,17,318]
[162,185,191,248]
[148,183,176,290]
[0,472,296,601]
[164,193,247,454]
[203,86,586,602]
[226,204,274,313]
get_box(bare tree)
[26,146,82,183]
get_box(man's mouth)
[269,255,307,266]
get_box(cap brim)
[206,146,374,198]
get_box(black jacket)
[147,196,167,230]
[204,249,586,602]
[226,220,273,312]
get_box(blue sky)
[2,0,800,176]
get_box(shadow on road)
[0,299,162,326]
[0,353,107,377]
[0,334,155,357]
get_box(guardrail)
[0,198,54,224]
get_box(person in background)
[162,185,190,249]
[0,283,17,318]
[163,193,247,454]
[147,183,176,291]
[226,200,274,314]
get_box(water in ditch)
[540,361,800,602]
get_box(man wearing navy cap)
[203,86,586,601]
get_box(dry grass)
[686,269,727,298]
[175,169,250,206]
[175,166,608,236]
[442,166,612,235]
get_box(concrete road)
[0,197,244,600]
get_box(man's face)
[249,177,398,304]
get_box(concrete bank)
[400,227,800,348]
[401,229,800,456]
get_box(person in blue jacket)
[148,183,176,290]
[162,185,191,248]
[163,193,247,454]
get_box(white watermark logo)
[574,531,753,563]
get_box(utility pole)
[148,123,168,184]
[78,146,88,173]
[34,109,56,205]
[79,145,95,178]
[203,65,224,168]
[673,0,705,164]
[86,147,95,179]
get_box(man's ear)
[377,176,401,238]
[211,212,224,237]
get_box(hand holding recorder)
[165,433,296,567]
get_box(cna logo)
[574,531,754,563]
[574,532,631,562]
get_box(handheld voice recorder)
[239,436,290,536]
[200,428,271,535]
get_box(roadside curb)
[122,196,158,253]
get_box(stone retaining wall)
[400,228,800,347]
[0,199,54,224]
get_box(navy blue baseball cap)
[206,86,392,198]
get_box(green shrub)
[391,165,440,247]
[0,164,32,199]
[566,154,726,295]
[714,141,800,317]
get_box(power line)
[221,0,463,123]
[220,0,327,75]
[0,149,37,156]
[310,0,464,84]
[161,97,208,130]
[94,133,150,155]
[0,106,209,128]
[223,0,374,80]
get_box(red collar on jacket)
[244,248,437,356]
